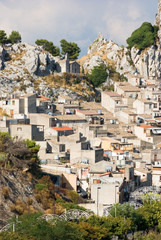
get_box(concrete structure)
[115,110,137,124]
[41,164,77,190]
[133,99,159,115]
[134,124,161,144]
[152,163,161,186]
[0,93,37,116]
[100,137,133,152]
[115,82,140,98]
[10,124,44,141]
[36,95,54,113]
[54,115,87,129]
[101,91,125,113]
[28,113,56,129]
[70,141,103,165]
[45,126,73,138]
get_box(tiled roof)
[139,125,155,129]
[38,95,50,100]
[52,126,72,131]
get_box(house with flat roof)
[54,114,87,129]
[115,109,137,124]
[134,124,161,144]
[133,99,159,116]
[115,82,141,98]
[0,93,37,116]
[100,137,133,152]
[9,124,44,141]
[45,126,73,140]
[101,91,127,113]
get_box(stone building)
[56,54,80,74]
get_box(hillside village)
[1,1,161,223]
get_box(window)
[12,100,15,105]
[17,127,22,131]
[60,145,65,152]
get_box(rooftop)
[77,110,101,116]
[52,126,73,131]
[139,124,155,129]
[38,95,50,101]
[117,83,140,92]
[55,115,86,121]
[104,92,121,97]
[100,137,121,144]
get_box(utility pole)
[97,186,101,215]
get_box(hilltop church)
[55,53,80,74]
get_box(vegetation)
[60,39,81,60]
[3,198,161,239]
[88,64,108,87]
[0,30,21,45]
[127,22,159,50]
[0,132,41,177]
[88,64,127,88]
[0,30,8,44]
[9,31,21,44]
[43,73,95,100]
[35,39,60,56]
[109,203,147,231]
[35,38,81,60]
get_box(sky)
[0,0,158,57]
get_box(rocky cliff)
[0,169,43,228]
[0,43,94,100]
[78,33,161,80]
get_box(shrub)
[2,186,10,199]
[35,184,48,192]
[88,64,108,87]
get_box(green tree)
[127,22,159,50]
[52,221,82,240]
[109,203,146,231]
[0,30,7,44]
[84,215,132,239]
[0,232,36,240]
[9,31,21,43]
[35,39,60,56]
[78,222,108,240]
[60,39,81,60]
[8,213,53,240]
[6,214,82,240]
[88,64,108,87]
[138,200,161,229]
[25,139,41,177]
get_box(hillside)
[0,43,95,100]
[78,33,161,80]
[0,169,43,228]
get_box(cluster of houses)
[1,71,161,215]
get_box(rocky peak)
[87,33,108,55]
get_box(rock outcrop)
[0,43,94,100]
[0,169,43,228]
[79,33,161,80]
[79,1,161,80]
